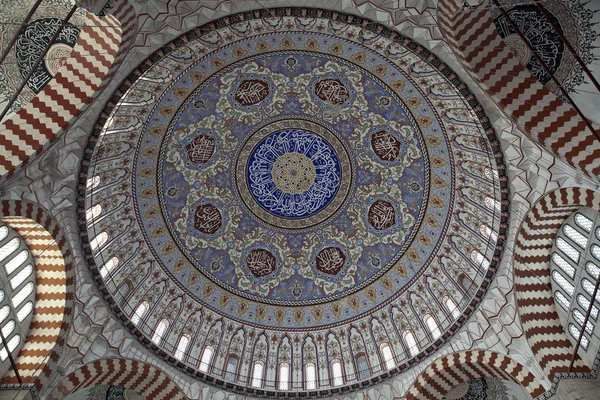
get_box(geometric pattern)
[0,2,137,181]
[0,200,74,393]
[514,187,597,383]
[437,0,600,178]
[47,359,188,400]
[405,350,545,399]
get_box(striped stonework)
[48,359,188,399]
[406,350,545,399]
[515,187,600,382]
[0,201,74,392]
[436,0,600,178]
[0,0,137,181]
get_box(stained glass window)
[86,204,103,222]
[445,297,461,319]
[573,309,594,334]
[225,355,239,381]
[484,196,501,213]
[90,231,108,251]
[17,302,33,322]
[10,264,33,290]
[576,295,599,320]
[356,354,369,381]
[424,314,441,339]
[380,343,395,370]
[152,319,169,345]
[0,335,20,361]
[175,334,190,361]
[131,301,149,325]
[403,330,419,357]
[0,238,20,263]
[4,251,27,275]
[199,346,214,372]
[586,261,600,279]
[479,224,498,242]
[555,291,571,310]
[100,256,119,278]
[569,324,589,349]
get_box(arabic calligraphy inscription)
[234,79,270,106]
[316,247,346,275]
[314,79,350,105]
[246,249,277,278]
[193,203,222,234]
[368,199,396,231]
[185,134,216,165]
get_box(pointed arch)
[47,359,188,400]
[405,350,544,399]
[0,200,74,393]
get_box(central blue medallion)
[247,129,341,219]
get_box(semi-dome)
[79,7,508,396]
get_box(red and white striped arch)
[436,0,600,178]
[0,200,74,392]
[48,359,189,400]
[405,350,545,399]
[0,0,137,181]
[515,187,600,382]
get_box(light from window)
[1,320,15,338]
[100,256,119,278]
[555,291,571,310]
[0,237,20,263]
[575,213,593,232]
[131,301,149,325]
[403,330,419,357]
[0,226,8,241]
[484,196,501,213]
[557,237,580,263]
[12,282,33,308]
[592,244,600,262]
[174,334,189,361]
[199,346,214,372]
[380,343,395,370]
[552,253,575,278]
[582,279,600,302]
[576,295,599,319]
[0,305,9,324]
[331,359,343,386]
[17,301,33,322]
[251,361,264,388]
[279,362,290,390]
[424,314,441,339]
[573,309,594,334]
[564,225,588,248]
[90,231,108,251]
[445,297,461,319]
[152,319,169,345]
[4,250,28,275]
[0,289,3,303]
[586,261,600,280]
[0,334,20,361]
[553,271,575,296]
[305,362,317,390]
[87,175,101,189]
[86,204,103,222]
[569,324,589,349]
[10,264,33,290]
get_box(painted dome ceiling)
[79,7,508,394]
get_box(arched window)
[131,301,149,325]
[90,231,108,251]
[86,204,103,222]
[551,208,600,354]
[87,175,101,189]
[175,334,190,361]
[403,330,419,357]
[444,297,461,319]
[483,167,494,181]
[380,343,395,370]
[225,355,239,381]
[569,324,589,349]
[251,361,265,388]
[100,256,119,278]
[199,345,214,372]
[152,319,169,345]
[552,271,574,296]
[470,250,489,270]
[305,362,317,390]
[479,224,498,242]
[423,314,441,340]
[355,354,369,381]
[552,253,575,278]
[0,223,36,368]
[331,359,343,386]
[484,196,501,213]
[278,362,290,390]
